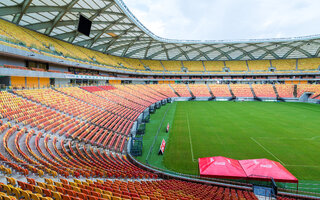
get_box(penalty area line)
[250,137,286,166]
[186,113,197,163]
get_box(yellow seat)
[111,196,121,200]
[102,191,112,196]
[20,190,31,200]
[53,182,62,187]
[2,184,11,195]
[101,193,111,199]
[70,186,80,193]
[50,171,57,178]
[5,177,15,186]
[69,182,77,187]
[44,178,53,185]
[94,188,102,194]
[38,170,44,177]
[30,193,42,200]
[81,182,89,186]
[36,182,46,189]
[2,196,15,200]
[11,187,21,199]
[51,191,61,200]
[73,179,81,184]
[85,180,93,184]
[46,184,55,192]
[4,168,11,176]
[34,186,43,195]
[41,197,53,200]
[140,195,150,200]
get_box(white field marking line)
[285,164,320,168]
[250,137,286,166]
[255,136,320,141]
[186,113,197,163]
[311,136,320,140]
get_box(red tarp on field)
[198,156,247,179]
[239,159,298,183]
[199,157,298,183]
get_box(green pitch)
[137,101,320,192]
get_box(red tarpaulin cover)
[199,157,298,183]
[239,159,298,183]
[198,156,247,179]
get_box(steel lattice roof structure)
[1,0,320,61]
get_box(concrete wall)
[49,64,69,72]
[0,54,25,67]
[55,78,70,86]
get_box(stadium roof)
[1,0,320,61]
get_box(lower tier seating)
[230,84,253,97]
[209,84,232,97]
[188,84,211,97]
[170,84,192,97]
[275,84,294,98]
[0,177,259,200]
[252,84,277,98]
[0,84,316,200]
[296,84,320,98]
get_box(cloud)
[122,0,320,41]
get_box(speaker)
[77,15,92,37]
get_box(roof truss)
[0,0,319,61]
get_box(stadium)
[0,0,319,199]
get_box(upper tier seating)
[0,19,44,51]
[182,61,205,71]
[275,84,294,98]
[252,84,277,98]
[209,84,232,97]
[188,84,211,97]
[0,19,320,76]
[272,59,296,71]
[203,61,225,71]
[108,55,131,69]
[298,58,320,70]
[161,61,183,71]
[225,61,248,71]
[121,58,145,70]
[247,60,271,71]
[170,84,192,97]
[230,84,254,97]
[140,59,165,71]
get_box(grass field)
[137,101,320,192]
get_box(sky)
[122,0,320,41]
